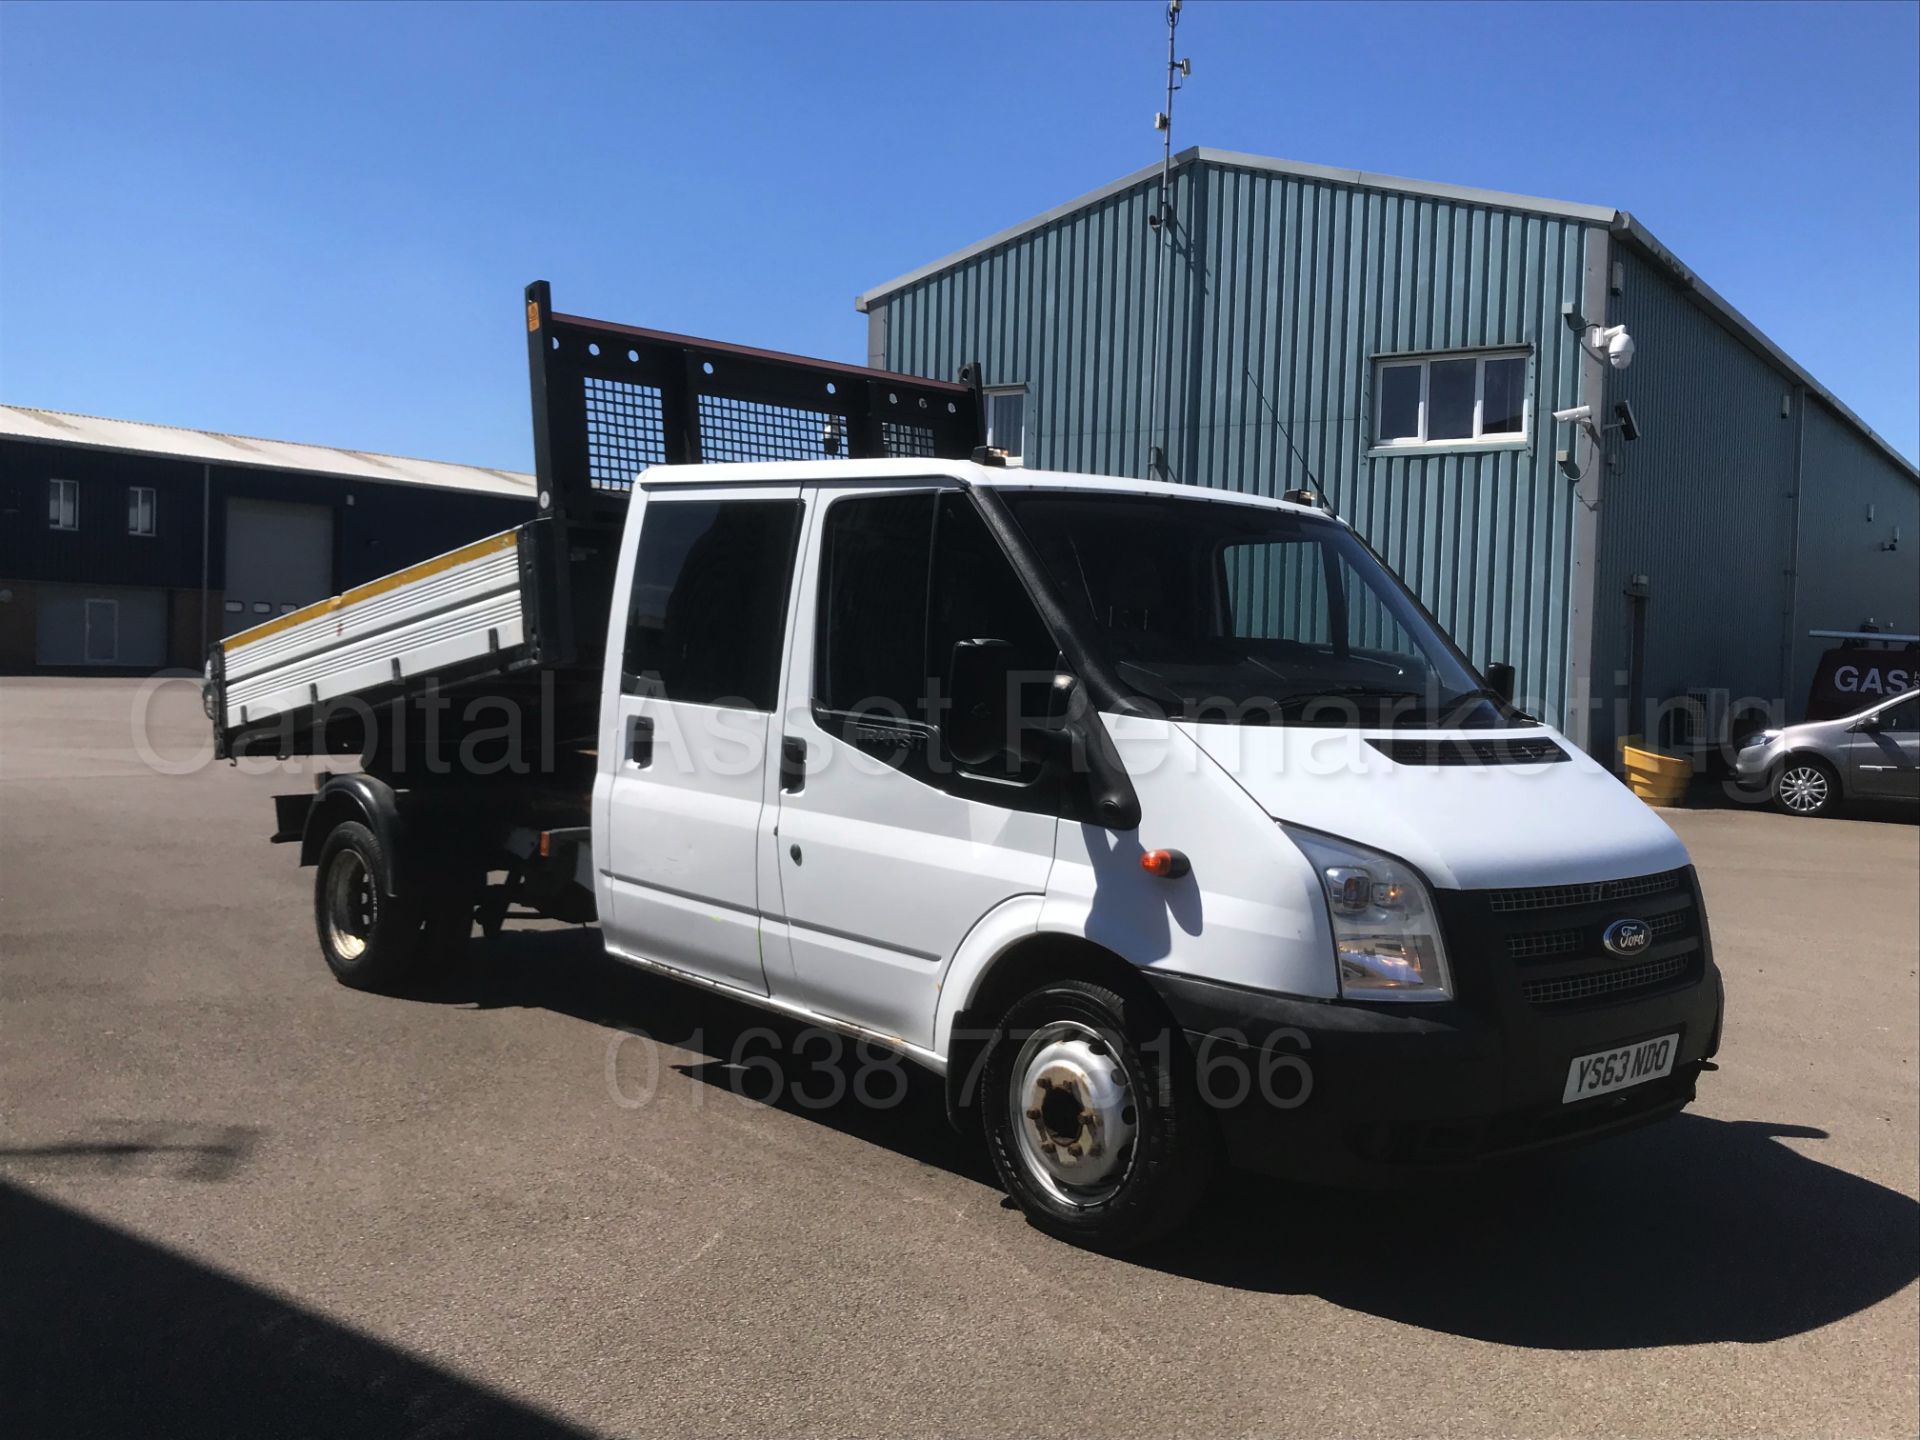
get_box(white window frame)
[984,384,1029,465]
[1370,348,1531,454]
[128,485,157,536]
[49,478,79,530]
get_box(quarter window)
[622,498,802,711]
[1374,351,1530,447]
[128,486,157,536]
[49,478,79,530]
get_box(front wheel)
[314,821,424,990]
[1772,757,1839,817]
[980,978,1215,1251]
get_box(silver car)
[1735,689,1920,816]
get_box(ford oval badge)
[1603,918,1652,957]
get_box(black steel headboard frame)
[524,280,984,530]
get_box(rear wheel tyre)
[314,821,423,991]
[981,978,1215,1252]
[1772,757,1839,817]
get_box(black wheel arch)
[300,774,407,895]
[943,933,1163,1133]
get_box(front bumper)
[1732,739,1782,790]
[1143,870,1725,1182]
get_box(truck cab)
[590,456,1723,1247]
[214,286,1721,1251]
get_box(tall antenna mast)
[1144,0,1190,482]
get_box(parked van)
[212,288,1724,1249]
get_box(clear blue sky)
[3,0,1915,471]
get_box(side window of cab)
[812,490,1059,793]
[622,498,803,709]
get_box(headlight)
[1739,728,1781,749]
[1285,827,1452,1001]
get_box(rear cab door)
[593,480,807,993]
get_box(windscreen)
[1002,491,1514,729]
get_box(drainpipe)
[1779,385,1807,713]
[199,463,211,658]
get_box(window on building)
[1373,351,1530,448]
[49,478,79,530]
[128,486,157,536]
[984,385,1028,461]
[621,498,803,711]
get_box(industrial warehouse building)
[858,148,1920,757]
[0,408,533,672]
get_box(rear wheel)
[314,821,424,990]
[980,978,1215,1251]
[1772,756,1839,817]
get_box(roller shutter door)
[224,497,334,635]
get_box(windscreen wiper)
[1439,686,1534,722]
[1272,683,1425,715]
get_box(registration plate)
[1562,1033,1678,1103]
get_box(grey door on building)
[35,583,167,666]
[224,497,334,635]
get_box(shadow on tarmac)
[0,1179,596,1439]
[405,925,1920,1351]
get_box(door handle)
[628,715,654,767]
[781,736,807,793]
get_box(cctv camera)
[1588,324,1635,371]
[1552,404,1592,425]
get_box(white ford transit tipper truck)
[209,285,1723,1249]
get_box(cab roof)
[632,457,1338,521]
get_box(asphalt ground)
[2,676,1916,1438]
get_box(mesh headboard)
[525,281,982,525]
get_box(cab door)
[1849,692,1920,801]
[597,485,805,994]
[761,484,1061,1048]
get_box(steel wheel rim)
[1780,766,1829,813]
[325,850,377,960]
[1008,1020,1139,1208]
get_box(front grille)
[1521,953,1693,1007]
[1508,926,1583,961]
[1505,905,1692,964]
[1487,868,1685,914]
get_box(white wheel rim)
[1779,766,1829,813]
[325,850,377,960]
[1008,1020,1139,1208]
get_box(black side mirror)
[1853,713,1883,733]
[946,639,1021,769]
[1485,661,1516,704]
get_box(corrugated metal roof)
[859,146,1917,482]
[0,404,535,499]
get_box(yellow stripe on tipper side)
[222,528,520,652]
